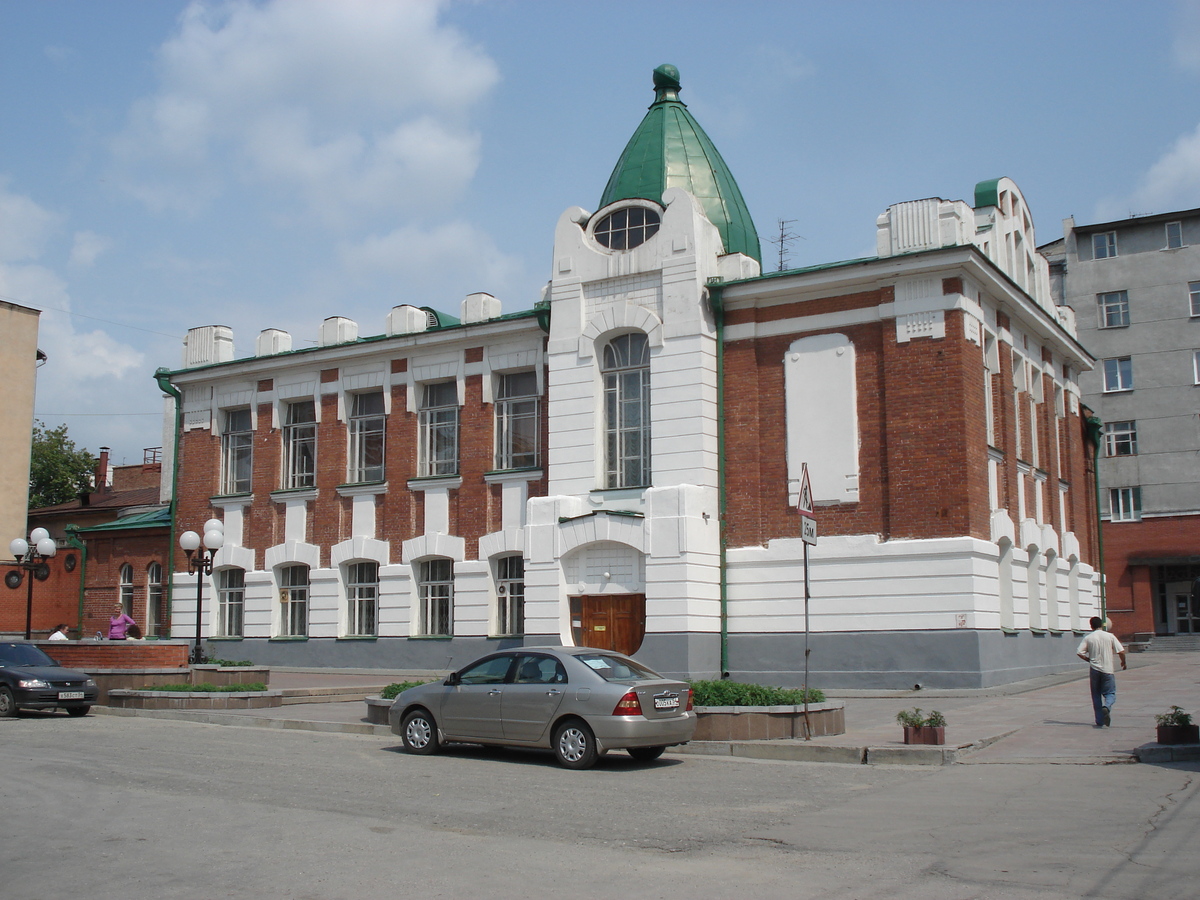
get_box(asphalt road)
[5,713,1198,900]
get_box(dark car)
[0,642,99,717]
[389,646,696,769]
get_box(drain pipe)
[1085,415,1107,623]
[708,282,730,678]
[155,368,183,636]
[65,525,87,635]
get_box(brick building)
[162,66,1101,688]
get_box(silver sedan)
[388,646,696,769]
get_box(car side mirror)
[445,672,461,686]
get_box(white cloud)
[111,0,498,224]
[0,180,62,262]
[69,231,113,268]
[1099,122,1200,219]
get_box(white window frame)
[418,382,459,477]
[495,371,540,470]
[1104,420,1137,457]
[418,558,453,636]
[1189,281,1200,317]
[1097,290,1130,328]
[283,400,317,489]
[348,391,385,484]
[1103,357,1133,392]
[1166,221,1183,249]
[346,561,378,637]
[221,407,254,495]
[279,564,309,636]
[1194,350,1200,385]
[217,567,245,637]
[495,554,525,636]
[146,562,163,637]
[1109,487,1142,522]
[1093,231,1117,259]
[119,563,134,617]
[602,332,651,489]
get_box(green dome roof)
[599,65,761,263]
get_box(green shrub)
[1155,705,1193,727]
[896,707,946,728]
[139,682,268,693]
[690,680,824,706]
[207,658,256,667]
[380,680,431,700]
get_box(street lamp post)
[179,519,224,665]
[4,527,58,640]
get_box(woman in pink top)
[108,603,136,640]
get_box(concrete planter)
[692,703,845,741]
[1156,724,1200,745]
[365,696,392,725]
[189,665,271,688]
[107,688,282,710]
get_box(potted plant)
[896,708,946,745]
[1155,706,1199,745]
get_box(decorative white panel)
[784,334,859,505]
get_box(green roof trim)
[974,178,1003,209]
[76,506,172,534]
[599,65,761,263]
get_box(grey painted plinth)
[107,688,283,710]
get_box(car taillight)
[685,688,693,711]
[612,691,643,716]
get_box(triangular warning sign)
[797,463,814,516]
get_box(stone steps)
[1145,635,1200,652]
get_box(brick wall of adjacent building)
[1102,514,1200,641]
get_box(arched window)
[602,333,651,488]
[593,207,660,250]
[346,561,379,636]
[418,558,453,636]
[279,565,309,637]
[495,555,524,636]
[146,562,163,637]
[118,564,134,617]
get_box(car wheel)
[66,705,90,717]
[402,709,440,755]
[0,686,15,718]
[553,719,598,770]
[627,745,666,762]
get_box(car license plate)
[654,695,679,710]
[58,691,84,700]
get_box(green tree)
[29,421,95,508]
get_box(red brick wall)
[1103,514,1200,640]
[35,640,189,669]
[80,528,170,638]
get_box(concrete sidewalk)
[94,652,1200,766]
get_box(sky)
[2,0,1200,467]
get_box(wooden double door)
[571,594,646,656]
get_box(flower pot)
[903,725,945,745]
[1156,724,1200,745]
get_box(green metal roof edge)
[164,308,541,377]
[716,255,879,287]
[75,507,172,533]
[974,178,1003,209]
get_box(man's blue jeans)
[1089,668,1116,725]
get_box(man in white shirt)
[1077,616,1126,727]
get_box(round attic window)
[593,207,660,251]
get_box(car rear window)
[0,643,57,667]
[575,653,660,682]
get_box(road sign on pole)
[800,514,817,545]
[796,463,813,516]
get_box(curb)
[92,705,393,736]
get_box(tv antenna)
[770,218,804,271]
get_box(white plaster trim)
[336,482,388,497]
[557,512,645,556]
[264,540,320,570]
[483,469,544,485]
[406,476,463,492]
[578,303,663,358]
[213,545,254,572]
[330,536,389,567]
[402,533,465,563]
[479,528,525,560]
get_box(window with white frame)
[119,563,134,617]
[146,562,163,637]
[495,554,524,636]
[279,564,309,636]
[495,371,539,470]
[1104,420,1138,457]
[1097,290,1130,328]
[1167,221,1183,249]
[418,558,453,636]
[1189,281,1200,317]
[283,400,317,489]
[418,382,458,477]
[217,568,245,637]
[1109,487,1142,522]
[1103,357,1133,392]
[348,391,385,483]
[221,408,253,494]
[346,561,378,636]
[1194,350,1200,385]
[593,206,660,250]
[602,332,651,488]
[1092,231,1117,259]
